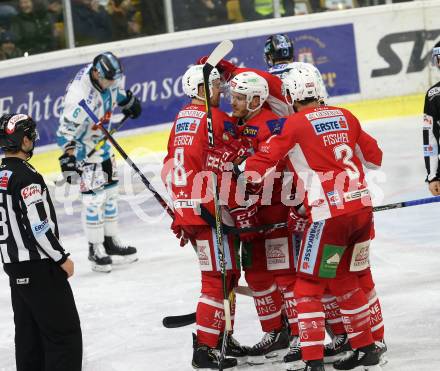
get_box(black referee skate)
[247,327,289,365]
[284,335,305,370]
[303,359,325,371]
[333,343,382,370]
[192,333,237,369]
[88,243,112,273]
[324,333,352,363]
[103,236,138,265]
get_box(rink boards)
[29,93,424,175]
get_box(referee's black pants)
[3,259,82,371]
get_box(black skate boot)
[333,343,382,370]
[247,327,289,365]
[88,243,112,273]
[283,335,305,370]
[218,333,250,365]
[103,236,138,265]
[192,333,237,369]
[376,339,388,366]
[324,333,352,363]
[304,359,325,371]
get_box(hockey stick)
[203,39,233,370]
[162,286,252,328]
[205,195,440,235]
[55,114,129,186]
[78,99,175,219]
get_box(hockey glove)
[171,219,189,247]
[230,203,261,242]
[119,90,142,119]
[287,205,308,234]
[58,152,80,184]
[196,56,237,82]
[204,135,252,174]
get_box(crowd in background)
[0,0,413,61]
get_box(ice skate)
[104,236,138,264]
[218,333,250,365]
[88,243,112,273]
[247,327,289,365]
[192,333,237,369]
[324,333,352,363]
[284,335,305,370]
[333,343,383,370]
[303,359,325,371]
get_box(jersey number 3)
[333,144,360,180]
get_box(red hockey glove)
[287,206,308,234]
[230,204,261,242]
[171,219,189,247]
[204,147,237,174]
[196,56,237,82]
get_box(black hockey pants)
[3,259,82,371]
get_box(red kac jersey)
[244,106,383,221]
[163,103,236,226]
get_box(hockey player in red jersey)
[211,71,300,366]
[162,64,250,369]
[226,68,385,371]
[196,55,289,116]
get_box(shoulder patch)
[428,87,440,98]
[21,183,43,207]
[266,118,286,135]
[0,170,12,190]
[223,121,236,136]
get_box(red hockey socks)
[322,294,345,335]
[246,271,283,332]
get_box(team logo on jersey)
[266,118,286,135]
[175,117,201,134]
[327,191,342,206]
[311,116,349,135]
[242,125,259,137]
[0,170,12,190]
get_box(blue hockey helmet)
[93,52,123,81]
[264,34,294,67]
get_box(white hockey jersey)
[57,64,128,163]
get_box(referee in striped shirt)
[0,113,82,371]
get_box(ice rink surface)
[1,115,439,371]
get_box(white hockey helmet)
[292,62,328,101]
[281,67,320,104]
[182,65,221,100]
[432,41,440,69]
[229,71,269,112]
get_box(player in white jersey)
[57,52,142,273]
[264,34,328,104]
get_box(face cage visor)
[432,47,440,68]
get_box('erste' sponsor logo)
[311,116,349,135]
[175,118,200,134]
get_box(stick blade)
[205,40,233,68]
[162,312,196,328]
